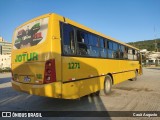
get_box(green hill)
[127,39,160,51]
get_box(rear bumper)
[11,80,62,98]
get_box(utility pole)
[154,26,158,52]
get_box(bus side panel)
[52,17,62,82]
[61,57,140,98]
[113,71,135,85]
[12,80,62,98]
[61,57,100,98]
[79,78,99,97]
[124,71,135,80]
[61,79,99,99]
[112,73,123,85]
[99,76,105,90]
[62,82,80,99]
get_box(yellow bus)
[11,13,142,99]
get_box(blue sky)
[0,0,160,43]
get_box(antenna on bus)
[63,17,68,24]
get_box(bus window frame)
[60,22,139,61]
[99,37,107,58]
[60,22,77,56]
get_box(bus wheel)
[133,70,138,81]
[95,91,100,96]
[104,75,112,95]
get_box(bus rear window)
[13,17,49,49]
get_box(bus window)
[113,42,118,51]
[99,38,107,58]
[100,38,107,48]
[137,51,140,60]
[62,24,75,55]
[107,41,119,58]
[108,49,113,58]
[77,30,88,43]
[119,45,125,59]
[128,48,133,60]
[114,42,119,58]
[92,35,99,47]
[77,30,88,55]
[107,41,113,50]
[90,46,99,57]
[124,47,128,59]
[107,41,113,58]
[88,34,99,57]
[133,50,138,60]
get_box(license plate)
[24,76,31,82]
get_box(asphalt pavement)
[0,68,160,120]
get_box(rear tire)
[104,75,112,95]
[95,91,100,96]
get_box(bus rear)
[11,14,62,98]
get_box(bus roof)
[15,13,52,30]
[52,13,139,51]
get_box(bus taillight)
[44,59,56,84]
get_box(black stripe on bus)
[62,75,103,84]
[62,70,135,84]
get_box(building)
[0,37,3,41]
[0,36,12,69]
[0,36,12,55]
[140,49,160,66]
[0,54,11,69]
[147,52,160,65]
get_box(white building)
[140,49,160,65]
[0,36,12,55]
[0,37,11,69]
[140,49,148,53]
[147,52,160,65]
[0,54,11,69]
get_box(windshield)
[13,17,49,49]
